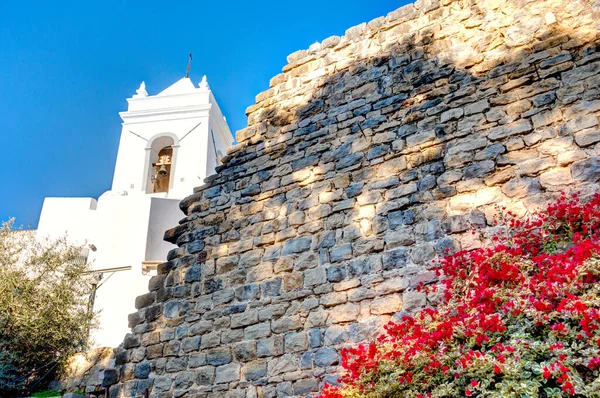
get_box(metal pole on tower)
[186,52,193,78]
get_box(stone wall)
[106,0,600,396]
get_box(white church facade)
[36,76,233,348]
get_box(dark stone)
[353,104,372,116]
[422,161,445,174]
[327,265,346,282]
[144,305,162,322]
[260,278,282,297]
[163,223,187,244]
[316,231,336,249]
[282,237,312,255]
[164,301,180,319]
[442,215,469,233]
[572,157,600,182]
[233,341,257,362]
[134,362,151,379]
[102,368,119,386]
[123,334,140,349]
[434,237,459,255]
[298,99,324,119]
[540,53,572,68]
[293,155,320,171]
[235,284,259,301]
[464,160,495,178]
[223,304,247,315]
[256,170,272,182]
[172,284,190,298]
[314,347,339,367]
[174,371,195,390]
[532,91,556,107]
[114,350,128,366]
[336,153,364,170]
[207,348,233,366]
[241,184,261,196]
[166,248,179,261]
[417,175,437,191]
[348,259,370,276]
[187,240,205,254]
[136,379,153,396]
[383,248,407,270]
[385,210,403,229]
[481,144,506,159]
[300,351,313,369]
[196,366,215,385]
[166,357,188,372]
[329,244,352,263]
[204,185,221,199]
[244,361,267,381]
[204,278,225,294]
[181,336,201,352]
[128,312,143,328]
[367,145,390,160]
[397,124,417,137]
[294,124,318,137]
[148,275,165,291]
[403,209,416,225]
[415,97,442,111]
[164,340,180,356]
[293,378,319,395]
[309,328,322,348]
[185,264,201,283]
[192,226,217,240]
[157,261,176,275]
[362,116,389,132]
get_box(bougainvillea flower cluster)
[319,193,600,397]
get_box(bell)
[157,164,168,176]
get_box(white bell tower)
[112,76,232,199]
[37,75,233,348]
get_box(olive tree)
[0,219,96,396]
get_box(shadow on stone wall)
[104,1,600,397]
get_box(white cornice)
[120,104,212,124]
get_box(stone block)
[174,371,195,390]
[572,157,600,182]
[267,354,298,376]
[293,378,320,395]
[284,331,308,353]
[371,295,403,315]
[233,340,257,362]
[206,348,232,366]
[231,310,259,329]
[215,363,241,384]
[243,360,268,381]
[257,336,284,357]
[488,119,532,140]
[272,315,303,334]
[196,366,215,385]
[329,303,360,323]
[304,267,327,287]
[282,237,312,255]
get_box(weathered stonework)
[106,0,600,396]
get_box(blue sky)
[0,0,400,227]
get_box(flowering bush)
[320,193,600,397]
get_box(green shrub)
[0,220,97,396]
[32,390,61,397]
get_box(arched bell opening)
[143,135,178,194]
[152,146,173,193]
